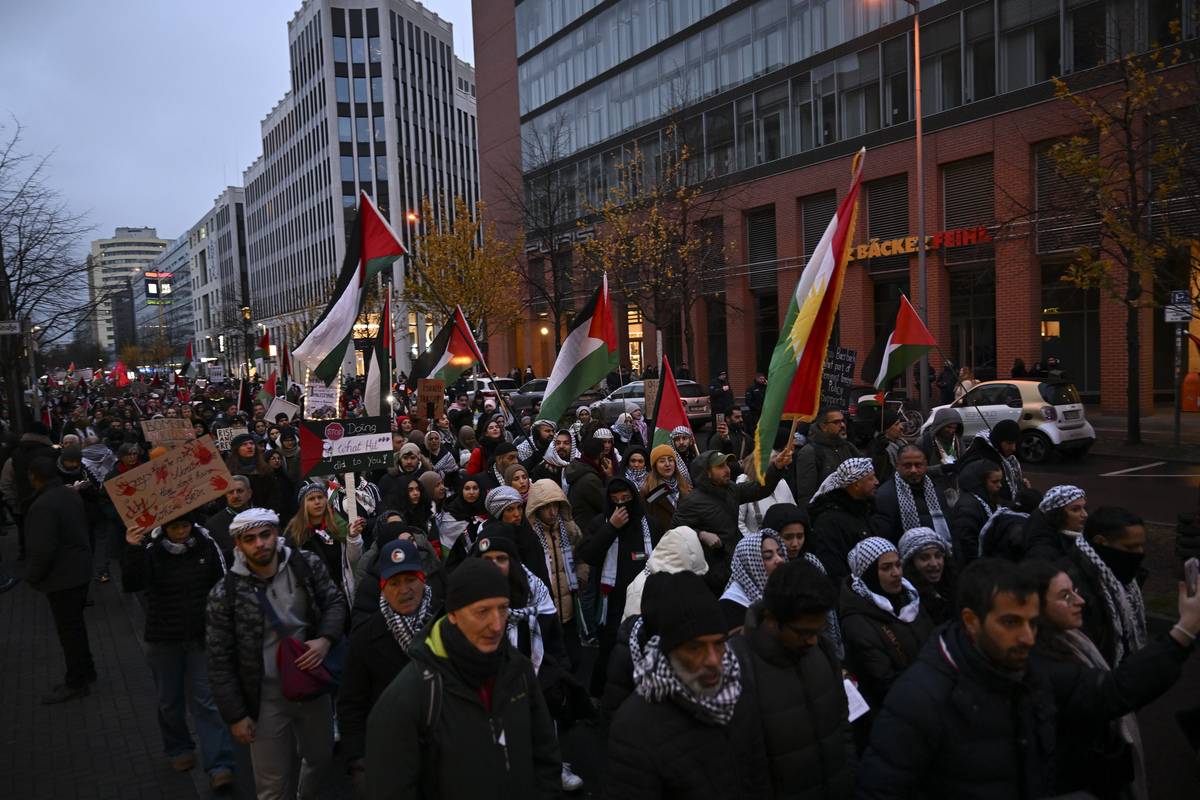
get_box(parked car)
[467,377,519,403]
[508,379,547,412]
[589,380,712,428]
[920,379,1095,463]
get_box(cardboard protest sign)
[305,382,339,420]
[215,426,249,452]
[416,379,445,420]
[207,364,225,383]
[298,417,392,478]
[266,397,301,422]
[103,436,233,530]
[140,418,196,448]
[642,379,660,412]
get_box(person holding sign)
[284,484,365,607]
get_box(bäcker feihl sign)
[846,226,993,262]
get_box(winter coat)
[203,505,241,565]
[365,617,561,799]
[707,425,752,462]
[709,378,735,415]
[808,489,873,582]
[671,451,785,592]
[869,476,944,544]
[838,581,934,709]
[204,545,348,723]
[120,525,226,643]
[9,432,54,513]
[957,435,1019,503]
[565,458,608,534]
[621,526,709,622]
[24,478,93,593]
[920,407,963,485]
[792,431,860,509]
[1023,510,1077,562]
[867,434,902,486]
[949,461,1000,566]
[1062,544,1148,669]
[524,479,583,625]
[338,605,437,764]
[605,636,770,800]
[742,603,855,800]
[600,614,641,716]
[856,621,1189,800]
[350,535,445,631]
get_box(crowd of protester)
[2,369,1200,800]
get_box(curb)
[1090,439,1200,464]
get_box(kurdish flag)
[861,294,936,390]
[649,356,691,449]
[538,275,618,424]
[753,148,865,483]
[364,298,393,417]
[410,305,486,385]
[293,191,405,385]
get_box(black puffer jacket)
[957,434,1019,503]
[605,636,770,800]
[204,546,347,723]
[575,477,663,626]
[868,476,949,544]
[24,478,93,593]
[949,461,1001,566]
[742,603,854,800]
[792,430,860,508]
[365,617,561,799]
[838,581,934,710]
[121,525,226,643]
[565,458,607,534]
[857,622,1190,800]
[808,489,873,582]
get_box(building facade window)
[1041,261,1100,396]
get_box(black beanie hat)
[471,523,522,562]
[494,441,517,456]
[582,436,605,459]
[650,571,726,654]
[992,419,1021,445]
[231,433,255,451]
[446,558,510,612]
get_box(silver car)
[589,380,712,428]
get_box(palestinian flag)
[364,299,393,417]
[178,341,198,382]
[67,361,75,375]
[539,275,618,424]
[410,305,486,385]
[256,370,278,406]
[254,330,271,362]
[650,356,692,448]
[293,191,405,385]
[753,148,865,483]
[237,379,252,415]
[861,294,936,390]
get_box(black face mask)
[1093,542,1145,585]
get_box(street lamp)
[903,0,931,413]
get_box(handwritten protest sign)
[103,436,233,530]
[298,417,392,478]
[305,382,339,420]
[208,364,225,383]
[820,346,857,409]
[266,397,301,422]
[215,426,249,452]
[416,379,445,420]
[141,418,196,448]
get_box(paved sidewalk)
[1087,403,1200,462]
[0,521,200,800]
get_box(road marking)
[1104,474,1200,479]
[1100,461,1167,477]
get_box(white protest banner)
[305,381,339,419]
[297,417,392,477]
[140,418,196,448]
[266,397,301,422]
[208,364,225,383]
[103,436,234,530]
[215,426,249,452]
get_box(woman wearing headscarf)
[950,460,1006,566]
[264,449,297,524]
[622,446,649,491]
[284,482,365,605]
[423,428,460,492]
[720,528,786,632]
[455,425,477,466]
[464,412,507,475]
[839,537,933,715]
[898,527,957,625]
[1024,484,1088,561]
[503,462,532,501]
[569,406,592,446]
[642,443,690,532]
[441,476,486,569]
[223,433,281,516]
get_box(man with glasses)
[793,406,861,510]
[205,508,347,800]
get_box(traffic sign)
[1165,290,1194,323]
[0,321,21,335]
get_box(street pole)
[910,0,930,414]
[26,319,41,422]
[1175,322,1184,447]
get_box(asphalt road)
[1024,453,1200,525]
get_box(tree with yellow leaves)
[402,196,524,337]
[577,123,732,368]
[1041,23,1195,443]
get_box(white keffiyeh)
[629,617,743,725]
[895,476,952,549]
[507,567,557,674]
[531,517,577,592]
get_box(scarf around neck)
[1074,537,1147,665]
[850,575,922,623]
[600,514,654,593]
[895,475,952,549]
[628,618,742,726]
[531,516,578,592]
[378,586,434,652]
[506,567,557,674]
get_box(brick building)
[473,0,1200,412]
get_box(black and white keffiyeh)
[628,617,743,726]
[624,465,648,490]
[378,586,434,652]
[802,552,845,658]
[507,567,557,674]
[847,537,921,623]
[977,430,1023,496]
[1074,537,1147,665]
[895,476,952,549]
[601,516,655,592]
[725,529,784,607]
[811,457,875,501]
[977,508,1028,558]
[531,517,578,592]
[1040,484,1085,514]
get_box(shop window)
[950,268,997,380]
[873,277,910,389]
[919,14,962,114]
[999,0,1060,93]
[965,2,996,102]
[1041,261,1100,396]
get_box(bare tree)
[0,118,96,430]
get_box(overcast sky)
[0,0,474,253]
